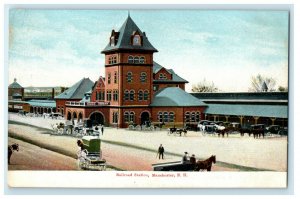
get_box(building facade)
[64,16,207,128]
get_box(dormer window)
[110,36,115,46]
[133,35,141,46]
[159,73,167,80]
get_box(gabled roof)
[9,79,23,89]
[102,16,158,53]
[153,61,188,83]
[151,87,207,107]
[55,78,94,99]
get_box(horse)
[216,128,229,137]
[194,155,216,171]
[198,124,206,132]
[51,123,65,134]
[8,143,19,164]
[239,127,251,137]
[252,129,265,138]
[168,128,187,136]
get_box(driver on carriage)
[182,152,190,164]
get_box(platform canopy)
[205,103,288,118]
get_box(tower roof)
[102,16,158,53]
[9,78,23,89]
[55,78,94,99]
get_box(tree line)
[191,74,288,93]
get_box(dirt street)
[8,137,78,170]
[8,113,288,171]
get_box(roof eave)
[101,47,158,54]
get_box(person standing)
[76,140,87,170]
[101,125,104,135]
[158,144,165,159]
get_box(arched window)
[163,112,169,123]
[191,112,195,122]
[129,112,135,122]
[106,90,112,101]
[129,90,135,101]
[185,112,190,122]
[169,112,175,123]
[159,73,167,80]
[157,112,163,122]
[100,91,105,100]
[113,112,118,123]
[196,112,200,122]
[143,90,149,100]
[124,90,129,100]
[138,90,143,101]
[124,112,129,122]
[95,91,99,100]
[128,56,134,63]
[127,72,133,83]
[134,56,139,64]
[113,90,118,101]
[140,56,145,64]
[140,72,147,83]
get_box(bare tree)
[248,74,276,92]
[191,79,219,93]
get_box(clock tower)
[101,15,158,127]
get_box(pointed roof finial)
[128,10,130,17]
[14,78,17,82]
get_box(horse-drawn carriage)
[152,155,216,171]
[168,127,188,136]
[79,136,106,171]
[128,121,155,131]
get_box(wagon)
[152,161,195,171]
[80,136,106,171]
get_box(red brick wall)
[91,77,105,102]
[8,88,24,100]
[56,99,81,116]
[121,65,153,106]
[151,106,206,127]
[153,83,185,92]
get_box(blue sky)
[8,9,289,92]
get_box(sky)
[8,9,289,92]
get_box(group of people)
[157,144,196,164]
[182,152,196,164]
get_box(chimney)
[52,88,55,99]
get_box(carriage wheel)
[135,125,141,131]
[149,125,154,131]
[128,125,134,130]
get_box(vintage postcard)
[6,8,289,188]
